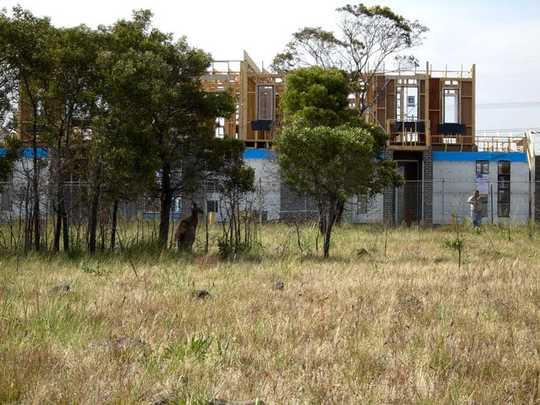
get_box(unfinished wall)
[432,152,529,224]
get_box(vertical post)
[490,183,494,224]
[425,61,431,147]
[421,177,425,225]
[240,59,248,142]
[394,185,398,225]
[472,64,476,146]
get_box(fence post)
[490,183,494,224]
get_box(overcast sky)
[2,0,539,130]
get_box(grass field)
[1,223,540,404]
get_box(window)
[475,160,489,217]
[256,85,275,121]
[207,200,218,213]
[396,85,418,122]
[215,117,225,138]
[476,160,489,176]
[443,89,459,123]
[497,161,511,217]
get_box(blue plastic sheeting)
[243,149,275,160]
[0,147,49,159]
[432,151,527,163]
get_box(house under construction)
[2,52,539,226]
[202,52,536,225]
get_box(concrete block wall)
[433,158,530,224]
[348,194,384,224]
[423,150,433,225]
[279,182,318,221]
[246,157,281,221]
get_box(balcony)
[386,119,430,150]
[431,123,473,150]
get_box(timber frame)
[366,63,476,152]
[202,51,285,149]
[202,55,477,153]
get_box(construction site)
[198,52,539,226]
[1,51,539,227]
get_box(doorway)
[394,152,423,225]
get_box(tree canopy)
[277,65,399,257]
[272,3,428,114]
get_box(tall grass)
[1,223,539,403]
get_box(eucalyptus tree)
[277,66,399,257]
[0,7,55,250]
[272,3,428,115]
[101,10,234,248]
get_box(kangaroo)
[175,203,203,251]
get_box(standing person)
[468,190,482,228]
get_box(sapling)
[443,213,464,270]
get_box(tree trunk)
[322,200,337,258]
[88,187,100,255]
[53,206,62,252]
[110,199,119,250]
[335,198,346,225]
[31,107,40,251]
[88,164,102,255]
[159,163,172,248]
[61,202,69,252]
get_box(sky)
[2,0,539,131]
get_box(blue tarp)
[0,147,49,159]
[432,151,527,163]
[243,149,275,160]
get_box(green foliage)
[277,124,398,202]
[337,4,415,38]
[80,260,111,277]
[442,238,464,252]
[0,135,21,184]
[164,335,214,362]
[271,4,428,114]
[278,64,399,257]
[282,67,352,127]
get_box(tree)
[212,137,255,258]
[0,134,21,184]
[272,3,428,115]
[277,123,398,258]
[41,25,103,252]
[101,11,234,248]
[282,66,386,225]
[281,66,356,128]
[0,7,55,251]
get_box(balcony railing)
[475,131,527,152]
[386,119,430,147]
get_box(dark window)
[257,85,275,121]
[476,160,489,176]
[497,161,511,217]
[475,160,489,216]
[207,200,218,213]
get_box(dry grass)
[1,223,540,404]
